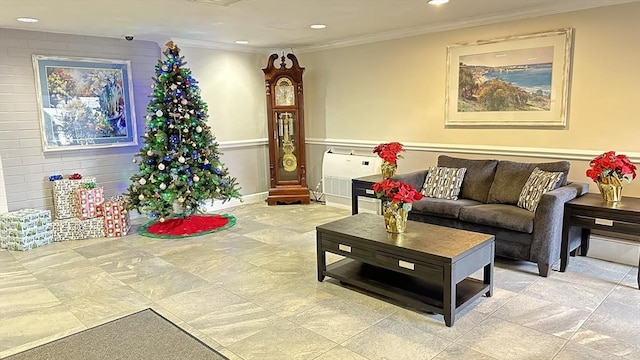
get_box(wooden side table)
[351,174,382,215]
[560,193,640,288]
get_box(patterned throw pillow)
[421,166,467,200]
[517,167,564,212]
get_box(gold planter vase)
[597,177,623,202]
[382,201,410,234]
[381,161,397,179]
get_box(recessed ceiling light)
[428,0,449,5]
[235,40,249,44]
[16,17,39,23]
[310,24,326,29]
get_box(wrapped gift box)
[53,218,84,242]
[53,218,106,241]
[75,187,104,220]
[0,209,53,251]
[52,177,97,220]
[79,218,106,239]
[102,196,130,237]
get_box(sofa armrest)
[393,170,428,191]
[567,181,590,197]
[529,182,589,266]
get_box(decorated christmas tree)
[126,41,241,222]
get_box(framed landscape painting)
[445,28,573,127]
[33,55,137,152]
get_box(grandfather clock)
[263,53,310,205]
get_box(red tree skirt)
[139,214,236,239]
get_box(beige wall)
[299,2,640,196]
[180,47,268,141]
[179,46,270,196]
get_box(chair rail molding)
[218,138,268,149]
[305,138,640,163]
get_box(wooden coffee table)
[316,213,495,327]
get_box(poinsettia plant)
[586,151,637,185]
[372,179,423,209]
[373,142,405,164]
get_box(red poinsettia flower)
[373,142,405,164]
[372,179,423,207]
[586,151,637,184]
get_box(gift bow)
[83,182,97,189]
[69,173,83,180]
[48,174,63,181]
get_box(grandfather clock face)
[263,53,310,205]
[275,78,295,106]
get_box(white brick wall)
[0,28,159,212]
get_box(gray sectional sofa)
[394,155,589,276]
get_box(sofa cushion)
[412,197,482,219]
[459,204,534,233]
[517,168,563,212]
[437,155,498,203]
[487,160,570,205]
[421,166,467,200]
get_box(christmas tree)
[126,41,241,222]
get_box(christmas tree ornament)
[178,156,186,163]
[147,150,154,156]
[158,163,166,170]
[193,175,200,182]
[138,194,145,200]
[196,126,202,133]
[156,110,163,117]
[159,183,167,190]
[139,178,147,185]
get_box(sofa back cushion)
[487,160,570,205]
[437,155,498,203]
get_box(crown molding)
[295,0,638,53]
[159,1,636,54]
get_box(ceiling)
[0,0,636,52]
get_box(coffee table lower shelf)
[325,258,489,319]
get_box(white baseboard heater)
[321,149,382,209]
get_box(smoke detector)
[186,0,243,5]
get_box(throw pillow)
[517,167,564,212]
[422,166,467,200]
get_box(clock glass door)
[275,111,298,182]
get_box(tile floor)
[1,203,638,360]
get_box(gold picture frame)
[445,28,573,127]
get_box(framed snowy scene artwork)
[444,28,573,127]
[33,55,137,151]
